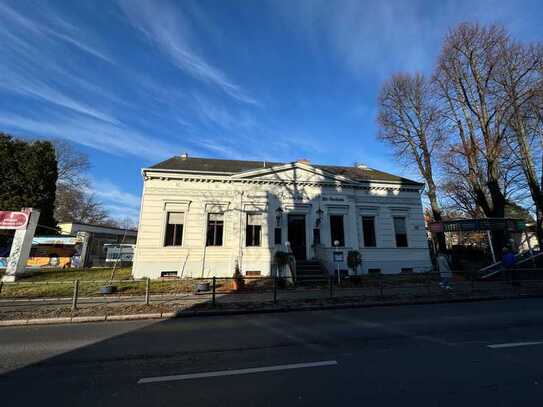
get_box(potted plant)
[233,262,245,290]
[196,281,210,292]
[347,250,362,276]
[274,251,290,288]
[101,230,129,294]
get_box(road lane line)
[137,360,338,384]
[488,341,543,349]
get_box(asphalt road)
[2,299,543,406]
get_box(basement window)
[246,270,261,276]
[160,271,178,278]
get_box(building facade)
[133,156,432,279]
[58,222,137,267]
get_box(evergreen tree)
[0,133,58,232]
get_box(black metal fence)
[2,270,543,313]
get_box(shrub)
[274,251,290,266]
[347,250,362,274]
[233,262,245,290]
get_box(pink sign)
[0,211,29,230]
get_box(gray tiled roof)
[149,156,422,186]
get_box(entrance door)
[288,214,307,260]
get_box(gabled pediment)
[230,162,361,185]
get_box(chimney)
[355,162,369,170]
[297,159,310,165]
[180,152,189,160]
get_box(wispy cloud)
[118,0,259,106]
[0,2,120,123]
[272,0,531,81]
[86,178,141,224]
[0,73,119,124]
[0,112,177,160]
[0,2,114,64]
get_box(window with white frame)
[362,216,376,247]
[245,213,262,247]
[330,215,345,247]
[164,212,184,246]
[393,216,408,247]
[206,213,224,246]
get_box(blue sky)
[1,0,542,223]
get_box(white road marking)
[488,341,543,349]
[137,360,338,384]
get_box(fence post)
[71,279,79,311]
[0,281,3,294]
[329,275,334,298]
[144,278,150,305]
[379,275,384,300]
[212,276,216,307]
[273,276,277,304]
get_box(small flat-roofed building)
[58,222,137,267]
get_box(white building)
[133,155,431,279]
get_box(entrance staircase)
[295,260,328,285]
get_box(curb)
[0,312,168,327]
[0,292,541,327]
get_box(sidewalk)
[2,280,543,325]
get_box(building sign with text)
[0,211,29,230]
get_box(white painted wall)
[133,165,432,279]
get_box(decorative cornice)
[143,174,421,193]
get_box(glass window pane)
[394,217,408,247]
[246,225,254,246]
[362,216,376,247]
[164,223,174,246]
[215,223,223,245]
[247,213,262,225]
[174,224,183,245]
[254,225,261,246]
[168,212,184,224]
[206,223,215,246]
[330,215,345,247]
[274,228,282,245]
[393,217,406,233]
[209,213,224,221]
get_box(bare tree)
[53,139,90,188]
[434,23,515,255]
[52,140,118,226]
[435,23,511,221]
[377,72,446,248]
[55,183,111,225]
[495,41,543,245]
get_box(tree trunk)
[536,208,543,250]
[428,189,446,251]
